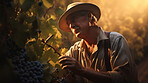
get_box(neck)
[84,26,100,47]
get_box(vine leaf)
[55,7,64,16]
[43,0,53,8]
[21,0,34,12]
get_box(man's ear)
[91,16,96,24]
[88,13,96,23]
[88,14,97,27]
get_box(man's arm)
[59,56,113,83]
[78,66,113,83]
[108,32,139,83]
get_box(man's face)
[67,11,90,39]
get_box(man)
[58,2,139,83]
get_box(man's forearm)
[78,68,113,83]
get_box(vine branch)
[41,34,62,57]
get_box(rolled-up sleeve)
[108,32,138,83]
[65,41,80,58]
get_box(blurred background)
[0,0,148,83]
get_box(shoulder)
[109,32,124,38]
[109,32,125,42]
[109,32,128,49]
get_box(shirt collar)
[79,27,108,48]
[97,27,108,43]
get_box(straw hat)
[58,2,101,32]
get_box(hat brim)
[58,3,101,32]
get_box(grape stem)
[41,34,62,63]
[44,34,54,44]
[44,43,61,57]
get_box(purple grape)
[38,1,43,6]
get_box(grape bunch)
[6,37,45,83]
[50,68,68,83]
[12,55,45,83]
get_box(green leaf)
[41,49,51,63]
[32,40,44,56]
[45,49,59,63]
[40,20,55,39]
[21,0,34,12]
[11,21,28,48]
[54,7,64,15]
[25,15,36,23]
[49,18,57,25]
[26,38,36,46]
[43,63,53,83]
[29,18,38,38]
[19,0,25,5]
[42,0,53,8]
[26,45,37,61]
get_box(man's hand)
[58,56,84,74]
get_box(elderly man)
[58,2,139,83]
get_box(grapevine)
[7,36,45,83]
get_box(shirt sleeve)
[108,32,138,83]
[64,41,80,58]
